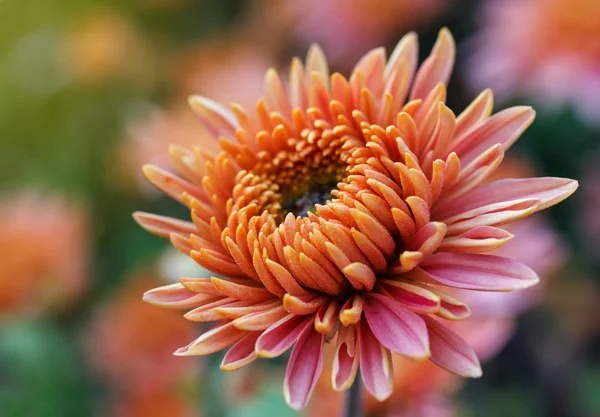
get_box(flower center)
[280,176,343,218]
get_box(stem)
[342,369,363,417]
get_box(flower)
[0,191,89,318]
[248,0,451,67]
[469,0,600,123]
[134,29,577,410]
[88,271,198,393]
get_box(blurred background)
[1,0,599,416]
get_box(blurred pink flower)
[469,0,600,122]
[88,271,199,393]
[109,389,199,417]
[0,192,89,318]
[250,0,451,67]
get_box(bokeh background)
[1,0,599,416]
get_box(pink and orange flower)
[134,29,577,409]
[469,0,600,122]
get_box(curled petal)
[332,324,360,391]
[339,295,364,326]
[419,253,540,291]
[425,317,482,378]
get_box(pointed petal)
[436,177,578,219]
[143,283,218,309]
[363,293,430,358]
[221,331,261,371]
[359,319,393,401]
[174,321,246,356]
[410,28,455,100]
[255,314,313,358]
[452,106,535,165]
[419,253,540,291]
[283,324,325,410]
[425,317,482,377]
[133,212,196,239]
[188,95,238,137]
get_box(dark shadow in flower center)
[281,178,340,218]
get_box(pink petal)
[435,177,578,219]
[379,280,441,313]
[255,314,313,358]
[174,321,246,356]
[332,325,359,391]
[358,319,393,401]
[438,226,514,253]
[132,212,196,239]
[419,253,539,291]
[188,95,238,137]
[283,323,324,410]
[363,293,430,358]
[221,331,261,371]
[425,317,482,378]
[143,283,218,309]
[410,28,455,100]
[452,106,535,165]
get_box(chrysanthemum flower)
[469,0,600,123]
[134,29,577,409]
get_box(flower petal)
[221,331,261,371]
[283,323,324,410]
[425,317,482,378]
[143,283,218,309]
[359,319,393,401]
[410,28,455,100]
[255,314,313,358]
[419,253,540,291]
[363,293,430,358]
[435,177,578,219]
[332,325,359,391]
[175,321,246,356]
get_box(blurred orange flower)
[62,10,151,84]
[470,0,600,122]
[0,192,89,318]
[88,271,199,393]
